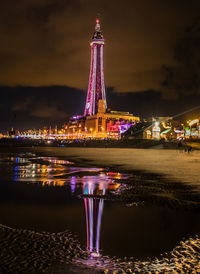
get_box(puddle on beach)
[0,151,199,271]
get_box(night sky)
[1,0,200,132]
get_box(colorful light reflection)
[11,155,121,256]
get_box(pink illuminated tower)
[84,19,107,116]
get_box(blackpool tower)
[84,19,107,116]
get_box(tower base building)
[65,99,139,139]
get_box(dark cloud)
[13,95,67,118]
[30,101,67,119]
[0,85,85,131]
[12,96,35,111]
[161,18,200,99]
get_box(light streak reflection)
[82,177,118,257]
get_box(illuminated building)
[123,117,175,140]
[185,119,200,139]
[152,122,160,139]
[65,20,140,139]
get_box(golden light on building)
[189,119,199,127]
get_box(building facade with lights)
[65,20,140,139]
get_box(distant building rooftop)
[107,110,134,116]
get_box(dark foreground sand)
[0,224,199,273]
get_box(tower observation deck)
[84,19,107,116]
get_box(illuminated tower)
[84,19,107,116]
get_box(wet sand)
[29,146,200,190]
[0,224,84,273]
[0,147,199,273]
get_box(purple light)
[91,46,97,115]
[72,115,82,120]
[96,199,104,253]
[84,199,90,250]
[100,44,106,108]
[89,198,93,252]
[70,176,76,193]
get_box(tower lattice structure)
[84,19,107,116]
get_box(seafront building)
[64,19,140,139]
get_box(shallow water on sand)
[0,151,199,272]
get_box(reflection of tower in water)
[68,174,120,256]
[12,156,121,257]
[83,180,106,257]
